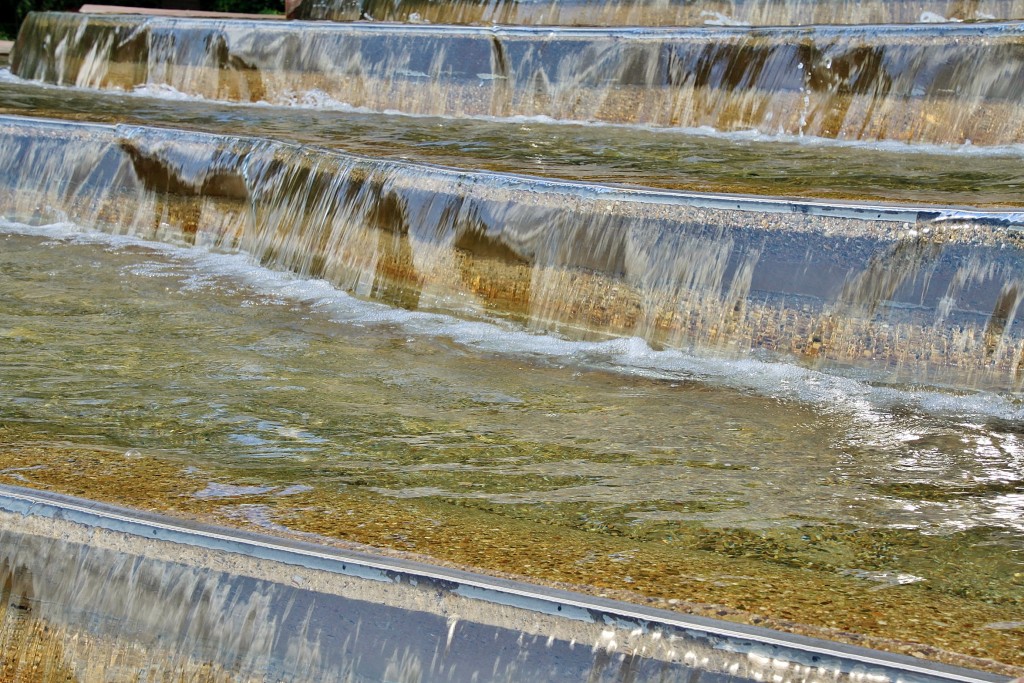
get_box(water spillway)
[3,215,1024,677]
[13,12,1024,144]
[3,114,1024,389]
[3,1,1024,679]
[5,75,1024,207]
[295,0,1024,26]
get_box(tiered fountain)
[1,0,1023,681]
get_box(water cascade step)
[0,485,1006,683]
[294,0,1024,27]
[3,114,1024,389]
[13,12,1024,144]
[4,0,1024,675]
[4,76,1024,207]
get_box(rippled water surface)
[2,223,1023,629]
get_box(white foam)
[918,11,961,22]
[700,11,751,26]
[130,82,201,100]
[5,218,1022,423]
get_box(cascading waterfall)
[3,115,1024,387]
[13,13,1024,144]
[2,502,699,683]
[0,530,297,680]
[2,0,1024,679]
[294,0,1024,26]
[8,489,999,683]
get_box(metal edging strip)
[0,484,1009,683]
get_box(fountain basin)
[2,2,1023,680]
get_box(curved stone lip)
[5,113,1023,228]
[0,483,1009,683]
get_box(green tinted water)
[2,226,1022,667]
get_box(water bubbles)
[124,449,143,459]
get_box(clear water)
[2,222,1022,666]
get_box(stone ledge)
[77,3,285,20]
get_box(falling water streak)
[6,69,1024,213]
[0,529,307,680]
[0,517,526,682]
[2,115,1024,389]
[12,13,1024,145]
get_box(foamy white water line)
[4,218,1021,423]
